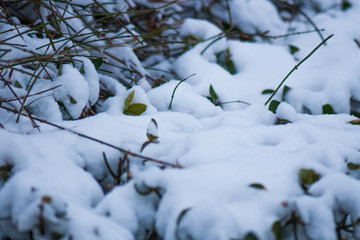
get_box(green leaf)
[249,183,266,190]
[79,64,85,73]
[225,59,236,74]
[206,96,215,105]
[282,85,291,101]
[69,96,77,104]
[322,104,336,114]
[275,118,292,125]
[14,81,22,88]
[342,0,352,10]
[224,48,236,74]
[123,103,147,116]
[57,64,62,76]
[51,232,64,240]
[302,106,312,115]
[244,232,258,240]
[91,58,103,70]
[350,110,360,118]
[347,162,360,170]
[300,169,320,186]
[209,84,219,101]
[0,164,13,181]
[124,90,135,110]
[0,165,12,172]
[289,45,300,55]
[57,101,73,120]
[217,48,236,74]
[272,221,282,240]
[269,100,281,114]
[262,89,275,95]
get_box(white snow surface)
[1,0,360,239]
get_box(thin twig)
[276,0,325,43]
[265,34,334,106]
[0,72,40,130]
[265,29,325,39]
[222,100,250,105]
[224,0,232,28]
[0,85,61,103]
[0,105,182,168]
[297,8,325,44]
[103,152,119,182]
[168,73,196,109]
[201,0,232,55]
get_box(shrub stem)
[265,34,333,106]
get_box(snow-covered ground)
[1,0,360,239]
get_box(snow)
[74,57,100,106]
[54,64,90,119]
[2,0,360,239]
[295,196,336,240]
[148,80,222,118]
[212,0,287,35]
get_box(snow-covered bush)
[1,0,360,239]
